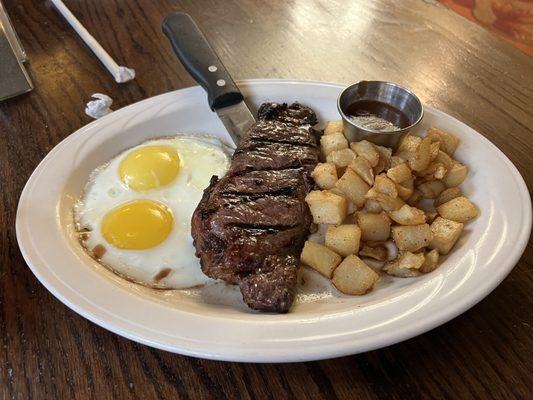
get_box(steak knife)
[162,12,255,146]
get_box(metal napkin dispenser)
[0,0,33,101]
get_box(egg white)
[74,135,231,289]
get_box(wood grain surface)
[1,0,532,398]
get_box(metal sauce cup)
[337,81,423,148]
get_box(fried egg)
[74,135,231,289]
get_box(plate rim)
[16,79,532,362]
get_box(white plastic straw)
[50,0,135,83]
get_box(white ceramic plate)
[16,80,531,362]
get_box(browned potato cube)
[387,163,412,184]
[374,145,392,174]
[392,224,432,252]
[418,180,446,199]
[390,155,407,168]
[359,244,388,261]
[420,162,448,181]
[325,224,362,257]
[383,251,425,277]
[442,162,468,187]
[428,127,460,156]
[429,141,440,161]
[326,148,356,167]
[364,199,383,213]
[321,133,348,158]
[335,168,370,208]
[305,190,348,225]
[429,217,464,254]
[434,187,462,207]
[357,212,391,241]
[436,196,479,223]
[408,136,432,172]
[311,163,338,190]
[324,120,344,135]
[300,241,342,278]
[350,140,380,167]
[366,188,405,211]
[435,150,454,169]
[420,249,439,273]
[396,183,414,201]
[398,135,422,154]
[332,255,379,295]
[388,204,426,225]
[348,156,375,186]
[374,174,398,198]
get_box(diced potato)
[418,180,446,199]
[383,251,424,277]
[366,188,405,211]
[388,204,426,225]
[436,196,479,223]
[442,162,468,187]
[325,224,362,257]
[433,164,447,180]
[435,150,454,169]
[420,162,447,181]
[305,190,348,225]
[321,133,348,158]
[387,163,412,184]
[390,155,406,168]
[374,174,398,198]
[408,135,432,172]
[396,183,414,201]
[300,241,342,278]
[335,168,370,208]
[311,163,338,190]
[428,127,460,156]
[420,249,439,273]
[374,145,392,174]
[391,224,432,252]
[429,217,464,254]
[326,148,356,168]
[332,255,379,295]
[429,141,440,161]
[364,199,383,213]
[359,244,388,261]
[348,156,375,186]
[406,189,422,206]
[434,187,462,207]
[398,135,422,154]
[357,212,391,241]
[350,140,380,167]
[324,120,344,135]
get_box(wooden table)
[1,0,531,398]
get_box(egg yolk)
[101,200,173,249]
[119,146,180,192]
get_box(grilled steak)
[191,102,320,312]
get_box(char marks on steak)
[191,103,320,312]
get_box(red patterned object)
[439,0,533,55]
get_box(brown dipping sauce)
[346,100,411,131]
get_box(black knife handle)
[162,12,243,111]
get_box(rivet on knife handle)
[162,12,243,111]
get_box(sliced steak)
[191,102,320,312]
